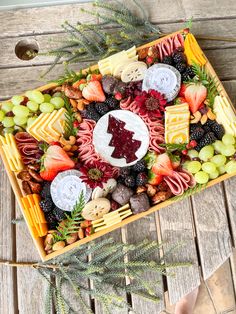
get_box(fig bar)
[1,29,236,261]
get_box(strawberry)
[148,171,163,185]
[87,73,102,82]
[184,82,207,114]
[40,145,75,181]
[72,78,87,89]
[178,83,187,97]
[152,153,174,177]
[169,155,181,169]
[82,81,106,102]
[40,169,58,181]
[174,96,187,105]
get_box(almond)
[78,228,85,239]
[200,113,208,125]
[207,108,216,120]
[52,241,66,251]
[66,232,78,245]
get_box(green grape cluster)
[185,134,236,184]
[0,90,65,134]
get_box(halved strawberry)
[148,171,163,185]
[178,83,187,97]
[184,82,207,114]
[40,169,58,181]
[82,81,106,102]
[40,145,75,181]
[152,153,174,177]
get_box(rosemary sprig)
[190,62,220,107]
[54,191,85,242]
[52,67,85,85]
[42,0,161,76]
[63,96,78,140]
[171,183,207,202]
[160,143,186,153]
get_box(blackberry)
[82,109,101,122]
[132,160,147,172]
[211,122,225,140]
[45,211,57,224]
[203,119,215,128]
[190,123,202,132]
[105,97,120,110]
[95,102,110,115]
[202,125,211,133]
[185,66,195,78]
[136,172,148,186]
[40,199,53,212]
[40,182,51,199]
[175,62,187,73]
[190,127,205,141]
[162,56,173,65]
[172,52,186,64]
[120,167,131,177]
[48,222,58,230]
[181,71,190,82]
[197,132,216,150]
[124,175,136,188]
[117,176,125,184]
[52,207,67,222]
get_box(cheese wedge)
[27,109,66,143]
[21,194,48,238]
[0,134,23,171]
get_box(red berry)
[114,92,122,100]
[146,56,154,64]
[85,227,92,237]
[189,140,197,148]
[50,141,61,146]
[73,121,79,128]
[182,149,188,155]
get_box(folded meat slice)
[164,170,196,196]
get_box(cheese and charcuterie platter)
[1,29,236,261]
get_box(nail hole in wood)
[15,39,39,60]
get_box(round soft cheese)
[93,110,149,167]
[142,63,181,101]
[50,170,92,211]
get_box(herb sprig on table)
[41,0,161,76]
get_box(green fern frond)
[53,192,85,242]
[171,183,207,202]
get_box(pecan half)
[28,168,43,182]
[152,191,172,204]
[28,181,42,194]
[22,181,32,195]
[17,171,31,181]
[62,84,82,100]
[145,184,157,197]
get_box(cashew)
[62,144,72,152]
[190,111,201,124]
[71,145,78,152]
[207,108,216,120]
[60,135,76,146]
[70,98,78,109]
[77,99,85,111]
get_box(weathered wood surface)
[158,199,201,304]
[0,160,15,314]
[124,214,165,313]
[15,205,47,314]
[0,0,236,313]
[191,185,232,280]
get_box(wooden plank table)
[0,1,236,313]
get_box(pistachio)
[52,241,66,251]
